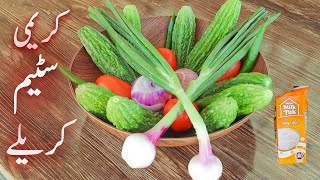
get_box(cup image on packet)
[278,128,300,151]
[275,86,309,164]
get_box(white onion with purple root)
[122,133,156,168]
[131,76,172,111]
[188,154,223,180]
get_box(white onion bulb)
[122,133,156,168]
[188,154,223,180]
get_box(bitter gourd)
[201,72,272,98]
[172,6,196,68]
[106,96,163,132]
[201,96,238,132]
[75,83,115,119]
[185,0,241,73]
[78,25,137,84]
[197,84,273,115]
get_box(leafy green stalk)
[123,5,141,32]
[58,65,86,85]
[240,13,280,73]
[165,13,176,49]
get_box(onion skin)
[175,68,198,90]
[131,76,172,111]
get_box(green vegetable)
[197,84,273,115]
[172,6,196,68]
[77,25,137,84]
[240,13,281,73]
[201,72,272,98]
[58,65,86,85]
[201,97,238,132]
[185,0,241,73]
[165,13,176,49]
[106,96,162,132]
[75,83,115,119]
[88,2,213,160]
[123,5,141,32]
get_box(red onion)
[131,76,172,111]
[175,68,199,90]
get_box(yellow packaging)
[275,86,309,164]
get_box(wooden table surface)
[1,0,319,179]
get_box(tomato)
[157,48,177,70]
[216,61,241,83]
[163,98,198,132]
[95,75,131,98]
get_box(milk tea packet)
[275,86,309,164]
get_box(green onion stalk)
[89,1,279,179]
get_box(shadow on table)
[217,121,256,180]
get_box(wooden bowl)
[70,16,268,146]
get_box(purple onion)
[175,68,198,90]
[131,76,172,111]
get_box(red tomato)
[163,98,198,132]
[216,61,241,83]
[95,75,131,98]
[157,48,177,70]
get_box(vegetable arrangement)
[59,0,280,179]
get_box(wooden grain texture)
[71,16,269,146]
[0,0,319,179]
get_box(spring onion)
[58,65,86,85]
[123,5,141,32]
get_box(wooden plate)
[69,16,269,146]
